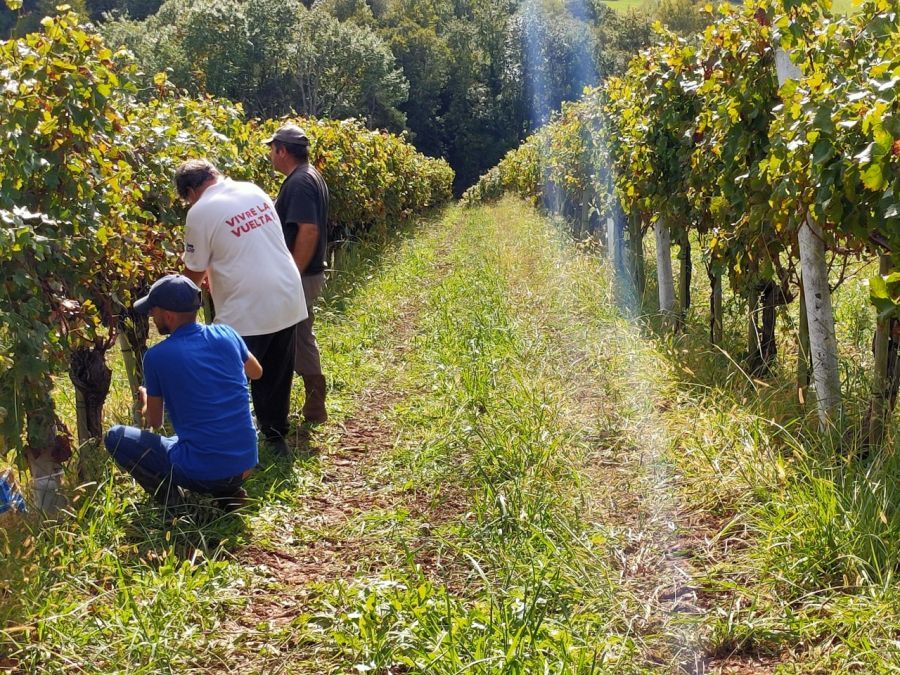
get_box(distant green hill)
[600,0,648,11]
[601,0,856,13]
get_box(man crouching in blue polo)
[104,274,262,512]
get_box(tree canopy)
[2,0,708,189]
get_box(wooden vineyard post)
[866,254,895,450]
[709,266,723,345]
[607,216,624,274]
[678,230,692,331]
[796,215,842,428]
[613,207,626,275]
[628,211,646,300]
[797,281,813,407]
[747,285,762,372]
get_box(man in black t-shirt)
[265,124,330,423]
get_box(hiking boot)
[301,374,328,424]
[263,435,290,455]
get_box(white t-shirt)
[183,179,307,336]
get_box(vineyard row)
[0,12,454,489]
[464,0,898,448]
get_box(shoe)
[153,482,185,509]
[265,436,290,455]
[212,487,248,513]
[156,485,190,520]
[301,374,328,424]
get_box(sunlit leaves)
[765,0,898,254]
[870,273,900,320]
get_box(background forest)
[1,0,707,191]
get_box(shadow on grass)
[113,427,324,564]
[152,423,329,556]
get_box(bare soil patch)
[226,388,401,631]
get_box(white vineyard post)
[776,48,842,430]
[654,218,676,326]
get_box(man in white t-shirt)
[175,159,306,454]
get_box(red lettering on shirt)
[227,208,266,228]
[228,208,273,237]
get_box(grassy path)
[3,198,897,672]
[224,198,705,672]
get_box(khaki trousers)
[296,272,325,376]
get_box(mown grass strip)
[301,203,645,673]
[5,198,894,672]
[493,197,900,671]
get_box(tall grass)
[0,212,448,671]
[626,212,900,668]
[2,198,896,671]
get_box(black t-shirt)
[275,163,329,276]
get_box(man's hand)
[182,267,207,289]
[244,353,263,380]
[138,386,148,415]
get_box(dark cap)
[133,274,202,314]
[263,123,309,146]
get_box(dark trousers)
[104,425,244,503]
[243,323,297,440]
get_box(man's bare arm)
[182,267,206,287]
[244,353,263,380]
[139,386,164,428]
[291,222,319,273]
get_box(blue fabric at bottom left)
[0,470,25,514]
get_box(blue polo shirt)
[143,323,257,480]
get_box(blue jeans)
[104,425,245,504]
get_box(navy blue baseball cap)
[133,274,202,314]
